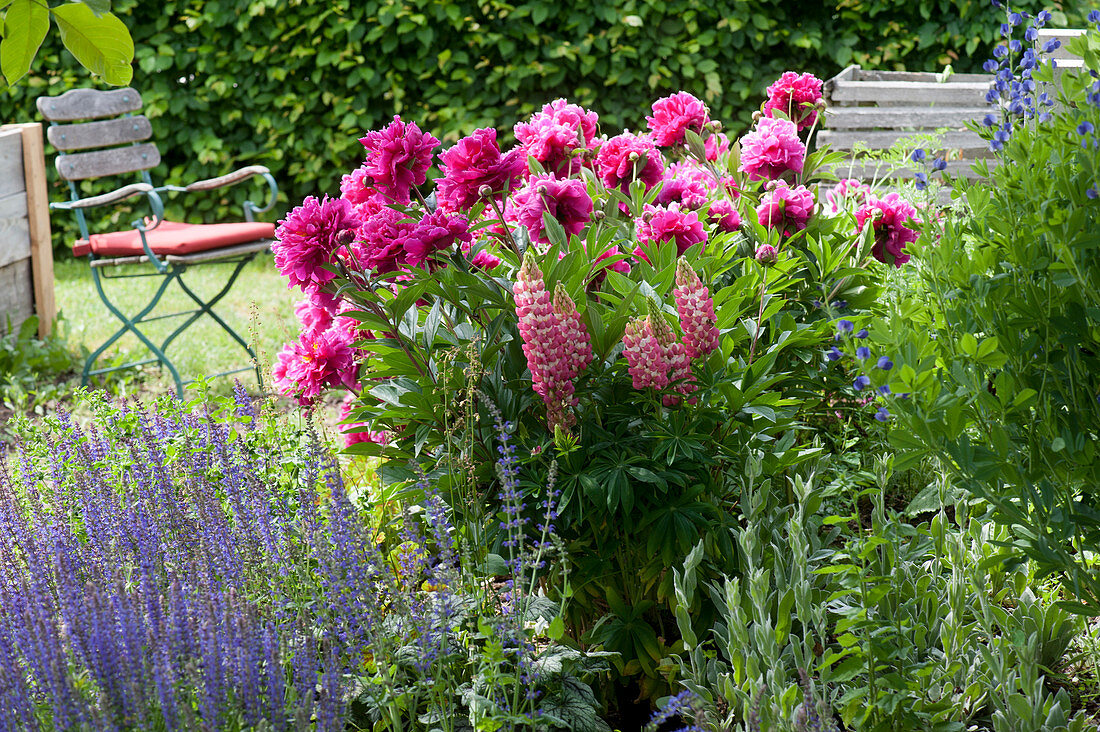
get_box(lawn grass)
[53,253,300,396]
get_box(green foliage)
[671,455,1091,732]
[5,0,1066,252]
[0,0,133,86]
[871,38,1100,612]
[0,314,83,413]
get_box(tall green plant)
[868,28,1100,611]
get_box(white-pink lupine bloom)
[673,258,720,359]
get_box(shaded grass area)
[53,254,300,397]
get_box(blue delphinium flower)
[982,113,997,127]
[1024,26,1038,42]
[874,406,891,422]
[1043,38,1061,53]
[876,355,894,370]
[855,346,871,360]
[915,172,928,190]
[1088,187,1098,200]
[878,385,892,396]
[837,319,854,334]
[853,375,871,391]
[825,346,843,362]
[1090,9,1100,24]
[910,148,926,163]
[856,328,869,339]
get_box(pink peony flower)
[514,113,586,177]
[510,174,593,244]
[513,253,593,431]
[824,178,872,214]
[856,193,920,267]
[646,92,710,147]
[634,202,708,260]
[295,299,334,337]
[595,132,665,194]
[756,182,815,235]
[705,131,732,161]
[673,258,720,359]
[340,163,377,207]
[272,327,358,405]
[657,162,717,210]
[541,98,600,147]
[622,316,669,391]
[739,117,806,182]
[465,244,502,270]
[401,210,471,268]
[274,195,361,293]
[354,207,470,273]
[339,394,388,448]
[437,128,527,210]
[358,116,439,202]
[764,72,824,131]
[707,199,742,232]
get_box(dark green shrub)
[9,0,1069,252]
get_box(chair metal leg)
[168,254,263,391]
[85,266,186,396]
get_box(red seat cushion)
[73,220,276,258]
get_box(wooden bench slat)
[830,80,993,105]
[56,143,161,181]
[36,88,143,122]
[849,70,992,83]
[824,158,996,182]
[816,129,988,153]
[1038,28,1085,59]
[824,106,992,130]
[47,116,153,151]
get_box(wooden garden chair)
[36,87,279,397]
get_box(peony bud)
[755,244,778,266]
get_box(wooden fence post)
[0,122,55,338]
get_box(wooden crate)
[0,123,55,338]
[817,65,996,185]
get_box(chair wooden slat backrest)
[47,116,154,151]
[36,87,160,182]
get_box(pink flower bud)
[755,244,778,266]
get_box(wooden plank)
[47,116,153,151]
[854,69,992,83]
[829,80,993,105]
[56,143,161,181]
[824,158,996,181]
[816,129,988,153]
[1038,28,1085,59]
[824,106,992,130]
[0,128,27,200]
[0,259,34,336]
[36,88,143,122]
[16,123,56,337]
[0,191,31,268]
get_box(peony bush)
[268,76,921,692]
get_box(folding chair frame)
[49,143,280,398]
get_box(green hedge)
[8,0,1074,252]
